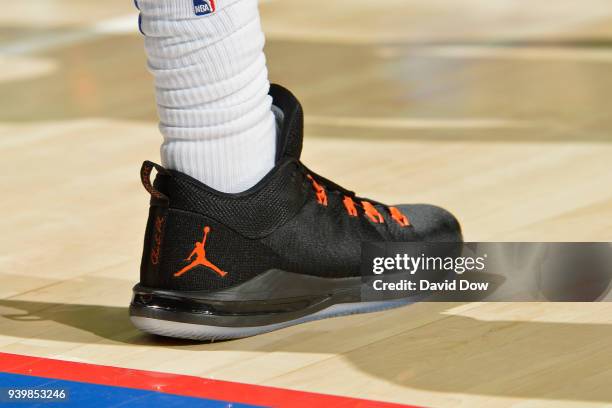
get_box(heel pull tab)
[140,161,169,207]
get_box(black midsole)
[130,269,417,327]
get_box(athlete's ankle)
[136,0,277,193]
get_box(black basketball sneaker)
[130,84,462,341]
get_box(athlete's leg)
[136,0,276,193]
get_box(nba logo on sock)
[193,0,216,16]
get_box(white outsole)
[131,297,416,341]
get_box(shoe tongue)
[270,84,304,161]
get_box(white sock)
[136,0,276,193]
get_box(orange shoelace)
[307,174,410,227]
[389,206,410,227]
[306,174,328,206]
[361,201,385,224]
[343,196,358,217]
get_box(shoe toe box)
[396,204,463,242]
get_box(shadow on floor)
[1,298,611,403]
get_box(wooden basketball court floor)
[1,0,612,406]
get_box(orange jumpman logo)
[174,226,228,278]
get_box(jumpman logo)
[174,226,227,278]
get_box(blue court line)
[0,372,261,408]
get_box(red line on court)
[0,352,417,408]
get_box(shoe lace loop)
[306,175,328,206]
[362,201,385,224]
[389,206,410,227]
[301,162,410,227]
[343,196,358,217]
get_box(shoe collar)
[270,84,304,162]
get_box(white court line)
[0,0,609,65]
[409,45,612,63]
[0,13,139,56]
[93,14,140,35]
[0,0,277,55]
[0,30,104,55]
[307,116,536,130]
